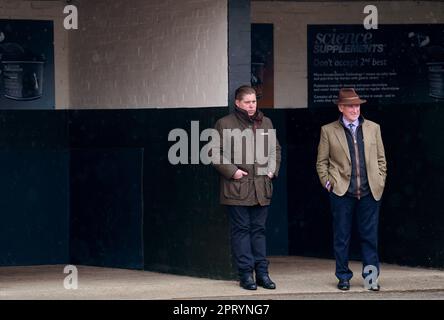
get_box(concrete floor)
[1,256,443,300]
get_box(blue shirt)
[342,116,359,135]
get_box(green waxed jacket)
[211,107,281,206]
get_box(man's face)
[236,93,257,116]
[338,104,360,122]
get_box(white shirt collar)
[342,116,359,128]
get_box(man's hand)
[267,172,274,179]
[233,169,248,180]
[325,180,332,192]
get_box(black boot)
[239,274,257,290]
[256,274,276,289]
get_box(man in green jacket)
[212,85,281,290]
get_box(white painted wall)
[6,1,439,109]
[252,1,444,108]
[69,0,228,109]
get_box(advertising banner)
[308,24,444,108]
[0,20,55,109]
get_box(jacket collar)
[234,106,264,125]
[333,115,371,164]
[338,115,364,129]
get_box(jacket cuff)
[221,165,238,180]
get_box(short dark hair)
[235,85,256,101]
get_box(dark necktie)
[349,123,357,143]
[348,123,355,136]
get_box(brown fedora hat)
[333,88,367,105]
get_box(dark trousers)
[329,193,381,281]
[227,205,269,278]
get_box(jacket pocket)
[265,177,273,198]
[328,170,339,188]
[378,171,386,186]
[223,179,249,200]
